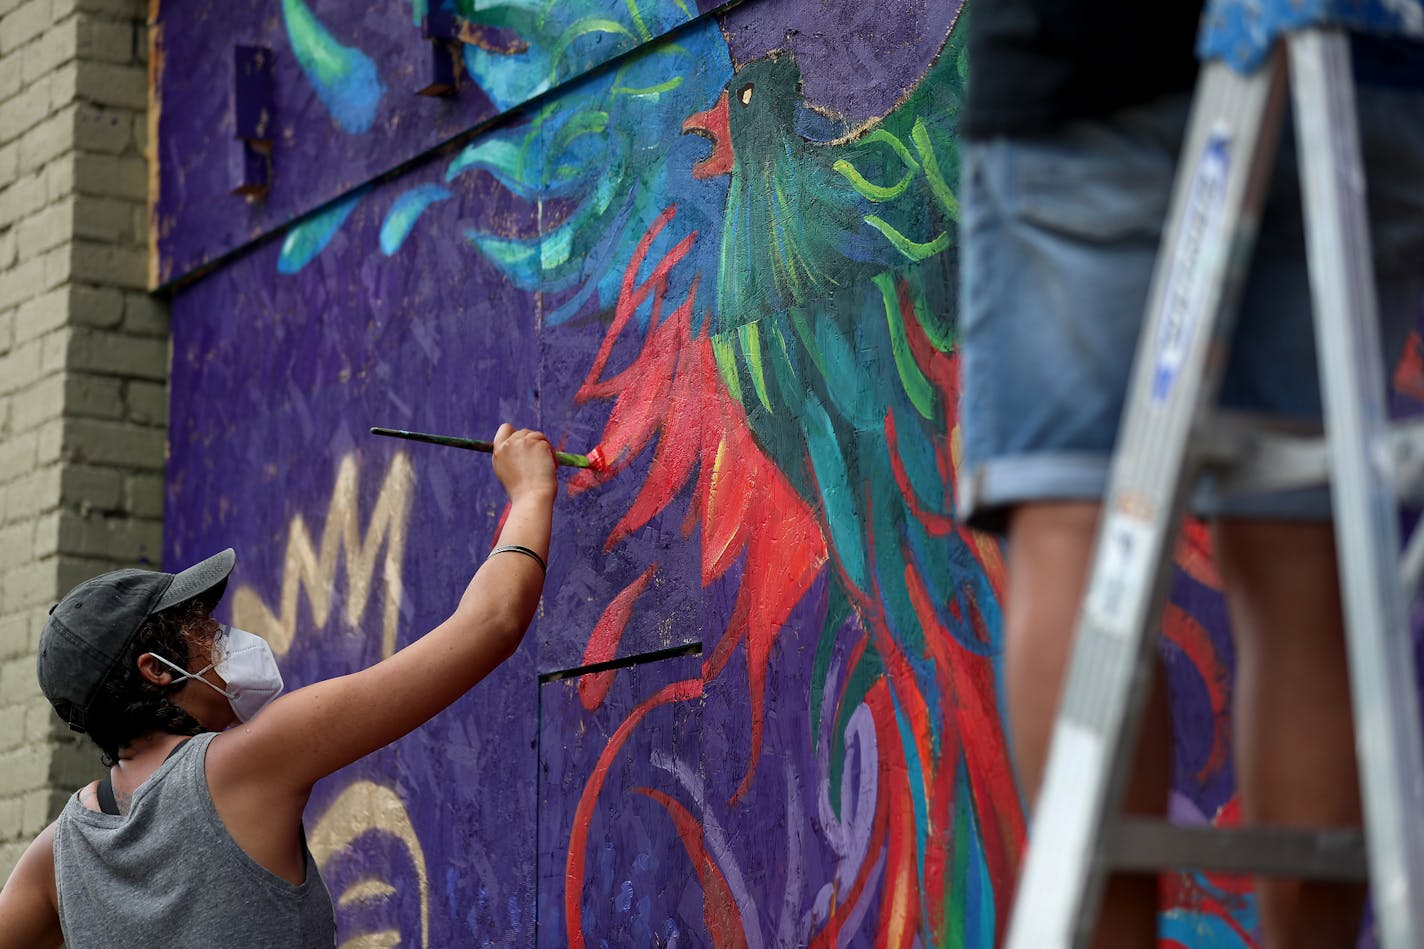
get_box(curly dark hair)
[84,598,217,766]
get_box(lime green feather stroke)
[608,42,685,99]
[833,129,920,202]
[911,119,958,219]
[623,0,695,43]
[710,332,744,406]
[788,306,830,381]
[770,177,807,302]
[874,272,935,419]
[548,110,611,182]
[550,18,638,74]
[767,319,800,391]
[624,0,652,41]
[903,267,955,353]
[865,216,950,261]
[738,321,774,413]
[552,110,609,149]
[611,75,683,98]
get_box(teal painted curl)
[282,0,385,133]
[277,190,364,274]
[380,186,453,256]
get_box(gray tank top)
[52,732,336,948]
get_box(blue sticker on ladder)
[1151,131,1231,404]
[1199,0,1424,73]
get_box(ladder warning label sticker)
[1085,511,1156,633]
[1151,129,1232,404]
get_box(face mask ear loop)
[144,652,229,700]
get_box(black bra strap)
[97,737,194,816]
[96,779,119,816]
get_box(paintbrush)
[370,427,605,470]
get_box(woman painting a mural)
[0,424,556,948]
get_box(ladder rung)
[1105,817,1368,880]
[1199,413,1424,503]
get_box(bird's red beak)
[683,90,733,179]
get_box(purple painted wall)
[151,0,728,285]
[156,0,1424,945]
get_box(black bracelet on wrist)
[489,544,547,575]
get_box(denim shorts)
[956,88,1424,534]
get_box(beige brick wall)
[0,0,165,877]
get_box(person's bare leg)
[1213,519,1365,949]
[1006,501,1170,948]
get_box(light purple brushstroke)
[818,701,878,896]
[650,750,763,949]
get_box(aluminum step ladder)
[1004,2,1424,947]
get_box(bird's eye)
[738,83,754,106]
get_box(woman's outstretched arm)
[212,423,557,794]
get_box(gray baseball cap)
[36,549,236,733]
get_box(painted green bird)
[683,46,964,319]
[678,29,1026,944]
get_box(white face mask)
[149,625,284,722]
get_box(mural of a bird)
[664,30,1027,945]
[365,9,1033,942]
[526,16,1026,944]
[358,9,1033,943]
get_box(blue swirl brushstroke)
[380,185,453,256]
[282,0,385,133]
[277,189,365,274]
[446,139,533,192]
[463,43,553,112]
[452,26,731,328]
